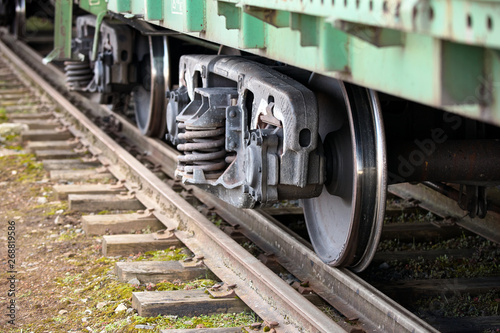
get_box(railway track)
[1,32,499,332]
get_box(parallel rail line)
[0,32,437,333]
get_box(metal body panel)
[43,0,72,62]
[57,0,500,126]
[222,0,500,50]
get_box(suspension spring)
[177,124,227,179]
[64,61,93,90]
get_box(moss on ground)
[12,246,255,332]
[43,201,69,216]
[0,107,7,123]
[37,252,251,332]
[415,290,500,318]
[0,154,45,182]
[367,236,500,280]
[131,248,189,262]
[0,149,256,333]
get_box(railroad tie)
[102,234,182,257]
[22,128,72,141]
[50,169,114,182]
[115,261,209,284]
[160,328,244,333]
[132,289,249,318]
[42,158,101,170]
[68,193,144,212]
[7,112,53,120]
[82,212,163,235]
[53,184,124,200]
[12,119,59,130]
[26,139,78,152]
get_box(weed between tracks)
[0,108,8,123]
[368,236,500,281]
[360,220,500,331]
[0,148,256,332]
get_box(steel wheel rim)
[133,36,170,137]
[301,75,386,272]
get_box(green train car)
[4,0,500,271]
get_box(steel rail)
[0,34,438,333]
[389,183,500,244]
[0,37,342,333]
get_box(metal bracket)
[136,208,155,219]
[43,0,73,63]
[243,5,290,28]
[208,283,237,299]
[110,179,126,189]
[91,11,107,62]
[333,20,404,47]
[153,228,176,240]
[107,12,181,36]
[118,190,136,199]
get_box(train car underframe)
[19,2,500,271]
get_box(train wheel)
[301,75,387,272]
[132,36,170,137]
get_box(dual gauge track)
[1,31,499,333]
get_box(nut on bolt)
[262,321,279,332]
[211,283,222,290]
[250,322,262,328]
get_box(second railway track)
[1,31,499,333]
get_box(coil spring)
[64,61,93,90]
[177,123,227,179]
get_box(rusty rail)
[0,33,437,333]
